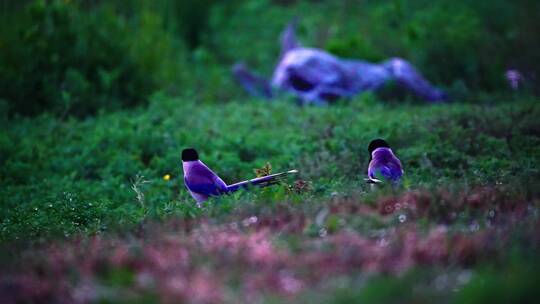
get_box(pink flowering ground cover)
[1,186,539,303]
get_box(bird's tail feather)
[226,170,298,192]
[364,177,383,184]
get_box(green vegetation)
[1,0,539,116]
[1,95,539,302]
[1,96,539,241]
[1,0,539,303]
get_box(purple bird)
[182,148,298,205]
[233,21,447,105]
[366,139,404,184]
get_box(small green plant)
[131,174,150,210]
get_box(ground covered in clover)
[1,0,540,303]
[2,97,539,303]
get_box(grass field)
[1,95,539,303]
[1,0,540,302]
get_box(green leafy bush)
[0,0,184,116]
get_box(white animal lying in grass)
[233,21,447,105]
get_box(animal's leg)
[232,62,273,98]
[382,58,447,102]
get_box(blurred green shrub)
[160,0,221,49]
[209,0,540,95]
[1,0,539,117]
[0,0,184,116]
[330,0,540,92]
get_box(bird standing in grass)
[182,148,229,204]
[365,139,403,185]
[182,148,298,205]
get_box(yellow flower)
[163,174,171,181]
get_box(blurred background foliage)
[0,0,539,117]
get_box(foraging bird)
[182,148,229,204]
[182,148,298,205]
[366,139,403,184]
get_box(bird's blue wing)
[185,179,226,196]
[378,165,403,182]
[184,163,229,197]
[370,161,402,182]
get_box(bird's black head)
[182,148,199,161]
[368,139,390,155]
